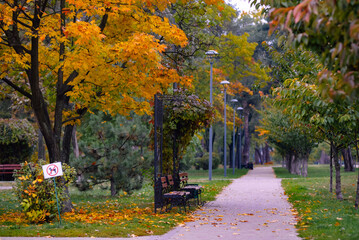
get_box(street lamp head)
[220,80,230,86]
[237,107,243,111]
[205,50,219,62]
[230,99,238,103]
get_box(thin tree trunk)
[333,146,343,200]
[330,141,333,193]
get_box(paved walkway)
[0,167,300,240]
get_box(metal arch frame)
[153,93,184,212]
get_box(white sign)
[42,162,63,179]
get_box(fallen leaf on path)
[267,220,278,223]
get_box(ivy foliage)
[0,118,36,163]
[160,89,213,175]
[13,160,76,223]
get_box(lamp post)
[220,80,230,177]
[237,107,243,169]
[230,99,238,174]
[205,50,218,181]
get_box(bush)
[13,160,76,223]
[0,118,36,164]
[194,152,220,170]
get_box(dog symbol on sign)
[46,164,59,177]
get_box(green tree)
[264,43,359,200]
[72,112,151,196]
[258,104,316,177]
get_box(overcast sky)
[226,0,255,12]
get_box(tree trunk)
[38,129,45,160]
[286,154,292,172]
[62,125,74,164]
[111,177,117,197]
[264,142,271,163]
[333,146,343,200]
[355,133,359,209]
[342,147,354,172]
[319,150,330,164]
[72,126,79,158]
[255,145,262,164]
[282,156,285,168]
[290,155,299,175]
[242,105,250,165]
[301,154,308,177]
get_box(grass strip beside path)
[274,165,359,240]
[0,168,248,237]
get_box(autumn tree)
[0,0,218,167]
[251,0,359,97]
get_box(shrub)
[13,160,76,223]
[195,152,220,170]
[0,118,36,164]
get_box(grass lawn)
[274,165,359,240]
[0,168,248,237]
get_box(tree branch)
[1,77,32,99]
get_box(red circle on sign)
[46,164,59,176]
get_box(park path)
[153,166,300,240]
[0,167,301,240]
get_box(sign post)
[42,162,63,224]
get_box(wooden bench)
[161,176,190,213]
[0,164,21,181]
[178,172,204,206]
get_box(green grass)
[0,168,248,237]
[274,165,359,240]
[274,164,358,178]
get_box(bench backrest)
[0,164,21,170]
[167,175,175,186]
[161,177,168,188]
[179,172,188,187]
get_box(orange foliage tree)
[0,0,223,165]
